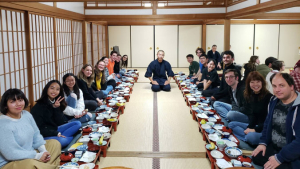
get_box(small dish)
[89,132,102,138]
[225,147,242,158]
[201,124,211,129]
[213,124,224,130]
[71,158,79,163]
[242,162,252,168]
[208,117,217,122]
[224,140,237,147]
[206,122,215,126]
[87,121,96,125]
[205,128,216,134]
[208,133,220,142]
[78,138,90,144]
[77,145,88,151]
[210,150,224,159]
[60,162,79,169]
[206,144,218,150]
[79,163,96,169]
[111,113,118,118]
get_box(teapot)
[237,155,252,163]
[82,127,92,133]
[60,152,74,162]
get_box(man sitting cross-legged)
[252,73,300,169]
[214,69,251,123]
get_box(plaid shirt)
[291,71,300,92]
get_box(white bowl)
[109,103,115,106]
[79,138,90,144]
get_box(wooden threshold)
[105,151,207,158]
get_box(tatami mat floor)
[97,68,212,169]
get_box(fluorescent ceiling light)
[144,3,151,7]
[158,3,165,7]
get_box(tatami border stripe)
[152,92,160,169]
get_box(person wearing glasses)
[214,69,251,123]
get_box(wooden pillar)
[24,11,34,107]
[90,23,94,66]
[53,17,58,80]
[105,25,109,57]
[152,2,157,15]
[224,19,230,51]
[82,21,88,64]
[202,24,206,51]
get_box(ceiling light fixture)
[144,3,152,7]
[158,3,165,7]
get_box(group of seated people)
[0,51,129,169]
[145,46,300,169]
[188,49,300,169]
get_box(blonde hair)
[77,64,94,88]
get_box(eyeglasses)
[225,76,235,79]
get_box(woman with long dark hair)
[77,64,105,111]
[243,55,259,82]
[31,80,81,148]
[62,73,92,122]
[228,71,272,146]
[121,54,128,68]
[0,89,61,169]
[197,59,220,94]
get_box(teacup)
[223,132,230,138]
[91,137,99,144]
[216,139,226,151]
[242,162,252,168]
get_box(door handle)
[150,47,152,50]
[110,47,113,50]
[156,47,159,50]
[256,47,259,50]
[249,47,252,49]
[208,47,211,50]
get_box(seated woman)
[196,59,220,95]
[94,59,114,96]
[243,55,260,83]
[62,73,92,123]
[77,64,105,111]
[228,71,272,146]
[100,57,117,90]
[0,89,61,169]
[31,80,81,148]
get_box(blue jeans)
[44,121,81,148]
[213,101,231,118]
[102,85,113,96]
[213,101,249,123]
[66,95,91,123]
[151,84,171,92]
[228,121,261,146]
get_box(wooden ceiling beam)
[226,0,300,19]
[85,5,225,9]
[0,0,200,2]
[240,13,300,19]
[85,13,225,21]
[107,20,204,25]
[0,2,85,20]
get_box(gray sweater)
[0,111,46,168]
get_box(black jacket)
[213,63,242,102]
[31,101,66,137]
[77,78,97,100]
[207,50,222,64]
[247,93,273,132]
[229,82,251,116]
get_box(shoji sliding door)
[72,21,83,74]
[131,26,154,67]
[155,25,178,67]
[56,18,73,81]
[108,26,131,67]
[0,9,29,99]
[254,24,279,62]
[206,25,224,54]
[30,14,55,101]
[178,25,202,67]
[279,25,300,67]
[230,24,254,65]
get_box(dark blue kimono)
[145,59,174,92]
